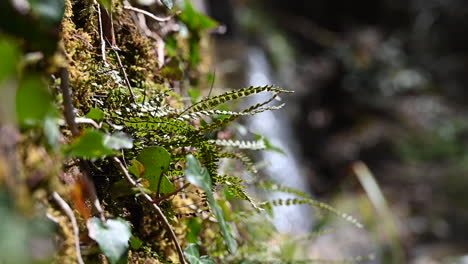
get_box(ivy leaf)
[161,0,173,9]
[67,130,132,159]
[184,244,215,264]
[136,147,175,194]
[185,155,237,253]
[86,108,105,122]
[87,217,131,264]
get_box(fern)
[258,180,310,199]
[208,139,266,150]
[214,174,262,211]
[219,152,258,174]
[181,85,291,114]
[263,198,362,229]
[260,181,363,228]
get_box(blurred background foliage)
[206,0,468,263]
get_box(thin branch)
[113,157,187,264]
[60,67,106,222]
[75,117,101,129]
[155,172,164,198]
[52,192,85,264]
[124,5,175,22]
[135,12,165,68]
[110,47,136,103]
[96,2,108,66]
[60,67,79,136]
[154,182,190,204]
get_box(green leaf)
[67,130,132,159]
[185,155,237,253]
[0,39,19,82]
[184,244,215,264]
[87,217,132,264]
[186,217,202,243]
[68,130,117,158]
[43,115,60,149]
[86,108,105,122]
[136,147,175,194]
[161,0,173,9]
[16,76,54,127]
[179,1,218,31]
[128,159,145,178]
[129,236,143,250]
[185,155,212,191]
[110,179,134,198]
[97,0,112,10]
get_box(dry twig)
[110,47,137,103]
[123,4,175,22]
[96,3,108,66]
[52,192,85,264]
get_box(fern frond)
[219,152,257,174]
[208,139,266,150]
[198,103,285,132]
[258,181,310,200]
[123,116,196,136]
[263,198,363,228]
[214,174,263,211]
[181,85,291,114]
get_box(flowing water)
[245,46,314,234]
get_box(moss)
[61,0,164,114]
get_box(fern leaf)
[208,139,266,150]
[122,116,196,136]
[181,85,292,114]
[198,103,285,132]
[214,174,263,211]
[258,181,310,200]
[219,152,257,174]
[264,198,363,228]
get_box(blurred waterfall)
[246,47,314,234]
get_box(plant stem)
[60,67,106,222]
[154,182,190,204]
[113,157,187,264]
[52,192,85,264]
